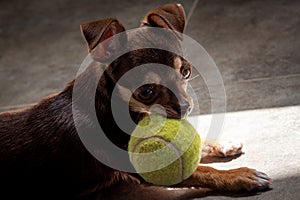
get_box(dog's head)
[80,4,193,121]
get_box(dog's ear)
[80,18,126,61]
[141,3,186,37]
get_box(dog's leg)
[177,165,271,192]
[100,166,270,200]
[102,184,214,200]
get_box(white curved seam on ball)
[132,136,183,181]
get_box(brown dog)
[0,3,271,200]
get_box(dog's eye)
[180,66,191,79]
[139,85,154,101]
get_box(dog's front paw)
[176,165,271,194]
[202,141,243,158]
[224,167,272,192]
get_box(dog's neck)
[61,62,132,150]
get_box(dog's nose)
[173,101,191,118]
[180,101,192,116]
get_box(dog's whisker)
[182,47,188,58]
[188,74,200,81]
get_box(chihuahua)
[0,3,271,200]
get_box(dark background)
[1,0,299,114]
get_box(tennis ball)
[128,114,201,186]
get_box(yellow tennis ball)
[128,114,201,186]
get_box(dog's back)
[0,94,71,196]
[0,92,105,198]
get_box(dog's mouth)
[150,105,188,119]
[131,103,192,124]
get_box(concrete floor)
[0,0,299,199]
[188,105,300,200]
